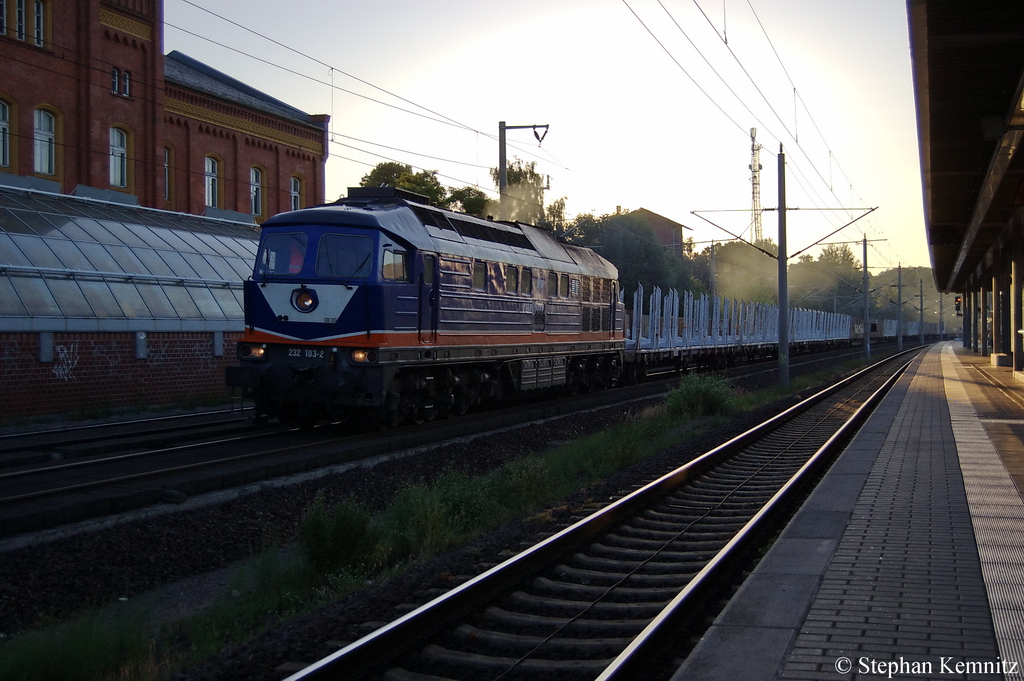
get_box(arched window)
[121,70,131,98]
[290,176,302,211]
[250,166,263,217]
[33,108,55,175]
[204,155,220,207]
[111,67,120,94]
[0,101,9,168]
[109,127,128,188]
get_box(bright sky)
[164,0,928,270]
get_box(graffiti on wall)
[52,342,80,381]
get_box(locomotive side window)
[315,234,373,278]
[383,249,409,282]
[472,261,487,291]
[548,272,558,297]
[256,232,306,276]
[423,255,435,285]
[559,274,569,297]
[521,268,532,295]
[506,265,519,294]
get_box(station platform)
[675,342,1024,680]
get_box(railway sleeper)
[481,607,651,637]
[452,624,633,658]
[584,542,712,564]
[505,591,666,619]
[600,532,722,554]
[629,517,747,534]
[552,564,698,589]
[570,553,708,575]
[531,576,683,603]
[416,644,613,677]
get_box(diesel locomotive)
[226,187,625,425]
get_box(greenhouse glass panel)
[0,277,30,315]
[68,218,117,244]
[78,242,123,273]
[162,285,201,318]
[187,285,225,318]
[181,252,219,280]
[10,234,63,269]
[105,244,148,274]
[210,286,242,318]
[0,208,36,235]
[78,280,124,317]
[202,254,238,280]
[11,209,56,235]
[135,283,176,317]
[125,224,173,250]
[215,234,258,259]
[47,215,92,241]
[106,282,150,317]
[226,257,253,280]
[96,220,148,247]
[194,232,238,258]
[0,233,33,266]
[157,250,199,278]
[0,193,27,209]
[11,276,62,315]
[47,239,94,270]
[133,249,175,277]
[46,278,94,317]
[176,230,217,255]
[154,228,194,254]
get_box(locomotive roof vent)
[344,186,431,206]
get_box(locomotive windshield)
[256,233,307,276]
[315,234,374,279]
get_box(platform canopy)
[0,186,259,332]
[908,0,1024,292]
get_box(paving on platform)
[673,342,1024,681]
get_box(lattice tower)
[750,128,763,242]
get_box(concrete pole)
[920,279,925,345]
[778,145,789,388]
[863,236,871,359]
[1013,236,1023,370]
[897,264,903,351]
[981,283,990,356]
[498,121,506,211]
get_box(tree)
[359,162,493,216]
[359,162,447,206]
[490,157,545,224]
[447,186,490,217]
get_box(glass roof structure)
[0,185,259,332]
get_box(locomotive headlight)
[291,287,318,313]
[351,349,377,363]
[239,344,266,359]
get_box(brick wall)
[0,331,242,422]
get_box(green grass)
[0,362,865,680]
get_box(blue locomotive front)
[227,187,625,425]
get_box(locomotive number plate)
[287,347,328,363]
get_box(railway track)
[281,348,920,681]
[0,376,681,541]
[0,344,911,542]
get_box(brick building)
[0,0,328,219]
[0,0,326,421]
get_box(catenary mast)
[750,128,763,242]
